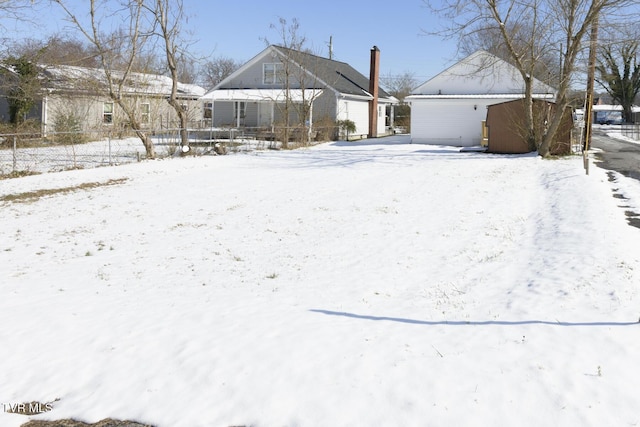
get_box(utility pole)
[327,35,333,60]
[583,14,599,175]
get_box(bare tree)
[263,17,325,147]
[263,17,305,147]
[144,0,191,149]
[200,56,242,89]
[52,0,157,158]
[381,71,417,102]
[424,0,638,156]
[0,0,38,26]
[381,71,416,132]
[458,23,561,87]
[5,35,101,67]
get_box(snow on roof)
[406,93,555,101]
[203,88,323,102]
[41,64,205,98]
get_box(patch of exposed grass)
[0,170,41,180]
[0,178,128,203]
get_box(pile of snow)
[1,135,639,427]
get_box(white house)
[407,50,556,146]
[202,45,397,141]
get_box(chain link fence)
[0,125,339,177]
[621,124,640,141]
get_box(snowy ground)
[0,134,277,175]
[1,134,639,427]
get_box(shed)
[486,99,574,155]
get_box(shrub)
[314,116,338,141]
[53,111,87,145]
[0,120,42,148]
[336,119,356,140]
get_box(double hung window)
[263,63,284,84]
[103,102,114,124]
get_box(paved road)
[590,130,640,181]
[589,130,640,228]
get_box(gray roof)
[270,45,393,100]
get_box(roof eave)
[406,93,555,100]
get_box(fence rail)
[621,124,640,141]
[0,125,339,176]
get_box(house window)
[141,103,150,124]
[263,63,284,84]
[103,102,114,124]
[234,101,246,119]
[204,102,213,119]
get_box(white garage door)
[410,99,489,146]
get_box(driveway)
[590,129,640,228]
[590,130,640,181]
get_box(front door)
[258,102,273,128]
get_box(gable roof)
[411,50,555,96]
[207,45,394,102]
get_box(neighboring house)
[575,104,640,124]
[485,99,573,155]
[407,50,556,146]
[202,45,397,140]
[1,63,205,136]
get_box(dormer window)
[263,63,284,84]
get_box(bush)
[314,116,338,141]
[0,120,43,148]
[53,111,86,145]
[336,119,356,140]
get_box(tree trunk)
[167,98,189,148]
[623,105,633,123]
[522,77,537,151]
[138,130,156,159]
[120,101,155,159]
[538,102,566,157]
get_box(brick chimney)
[368,45,380,138]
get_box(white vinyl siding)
[410,98,513,146]
[337,99,369,137]
[377,105,385,135]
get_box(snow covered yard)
[1,135,639,427]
